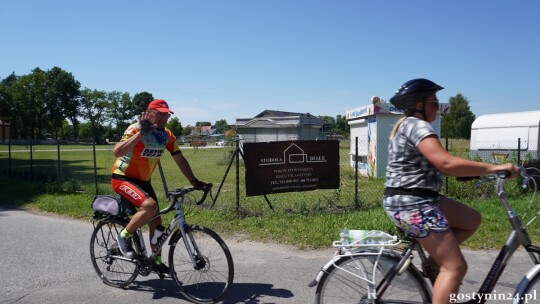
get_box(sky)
[1,0,539,126]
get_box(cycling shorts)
[385,204,449,238]
[111,175,158,208]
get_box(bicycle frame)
[137,189,200,268]
[386,172,540,303]
[312,168,540,304]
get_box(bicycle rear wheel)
[90,219,138,288]
[169,225,234,304]
[315,253,430,304]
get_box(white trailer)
[346,100,448,177]
[470,110,540,162]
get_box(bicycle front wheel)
[89,219,138,288]
[315,253,430,304]
[169,225,234,304]
[517,270,540,304]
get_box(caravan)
[470,110,540,162]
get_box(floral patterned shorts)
[385,205,449,238]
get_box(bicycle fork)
[174,201,202,270]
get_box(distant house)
[187,125,223,137]
[183,125,223,146]
[234,110,331,142]
[0,117,11,142]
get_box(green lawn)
[1,141,539,249]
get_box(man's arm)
[113,132,143,157]
[171,152,200,186]
[113,112,154,157]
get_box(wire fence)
[0,137,534,213]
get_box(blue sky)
[1,1,539,126]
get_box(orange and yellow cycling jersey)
[111,123,181,181]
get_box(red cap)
[147,99,174,114]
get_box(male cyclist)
[111,99,206,276]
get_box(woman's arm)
[417,135,519,177]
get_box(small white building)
[470,110,540,162]
[347,99,449,177]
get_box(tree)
[181,127,192,136]
[214,119,229,133]
[166,117,183,135]
[44,67,81,139]
[224,129,236,139]
[196,121,211,127]
[318,115,336,124]
[318,115,336,134]
[9,68,47,139]
[132,91,154,114]
[0,73,17,129]
[107,91,135,136]
[80,88,109,143]
[333,114,350,136]
[441,94,476,139]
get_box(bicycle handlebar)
[456,166,530,188]
[494,166,530,189]
[156,183,214,216]
[167,183,213,204]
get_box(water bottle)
[340,230,396,245]
[348,230,368,244]
[366,230,397,245]
[339,229,350,245]
[151,225,165,245]
[340,230,369,245]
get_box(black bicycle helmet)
[389,78,444,110]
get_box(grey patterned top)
[383,117,441,210]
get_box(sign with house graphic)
[243,140,340,196]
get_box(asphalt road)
[0,205,536,304]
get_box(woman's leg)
[438,196,482,244]
[418,231,467,304]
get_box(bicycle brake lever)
[195,183,213,205]
[519,166,531,189]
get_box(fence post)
[8,140,11,176]
[517,138,521,165]
[354,137,359,209]
[93,142,98,195]
[445,137,449,194]
[235,139,240,211]
[30,140,33,180]
[57,140,61,181]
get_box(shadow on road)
[128,278,294,303]
[0,204,25,214]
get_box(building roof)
[186,125,222,136]
[235,109,330,127]
[472,110,540,129]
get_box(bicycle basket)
[91,195,123,216]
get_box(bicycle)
[309,166,540,304]
[89,183,234,304]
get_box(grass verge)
[1,175,539,250]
